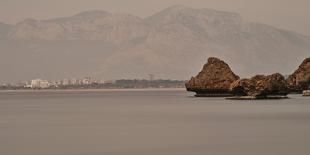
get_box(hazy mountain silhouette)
[0,5,309,82]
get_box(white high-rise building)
[62,79,70,86]
[31,79,49,89]
[31,79,41,88]
[71,78,78,85]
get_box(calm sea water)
[0,89,310,155]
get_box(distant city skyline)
[0,74,159,87]
[0,0,310,35]
[0,76,185,90]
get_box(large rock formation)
[185,57,240,97]
[230,73,288,99]
[287,57,310,92]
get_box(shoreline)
[0,88,186,93]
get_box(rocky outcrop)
[287,57,310,92]
[230,73,288,99]
[185,57,239,97]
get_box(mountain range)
[0,5,309,82]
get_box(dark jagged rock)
[229,73,288,99]
[185,57,239,97]
[287,57,310,92]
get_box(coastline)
[0,88,186,93]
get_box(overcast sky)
[0,0,309,35]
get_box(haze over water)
[0,90,310,155]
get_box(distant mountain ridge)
[0,5,309,82]
[7,10,150,43]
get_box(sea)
[0,89,309,155]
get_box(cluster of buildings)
[24,77,106,89]
[0,74,166,90]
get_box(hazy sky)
[0,0,309,35]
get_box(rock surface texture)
[287,57,310,92]
[185,57,239,97]
[230,73,288,98]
